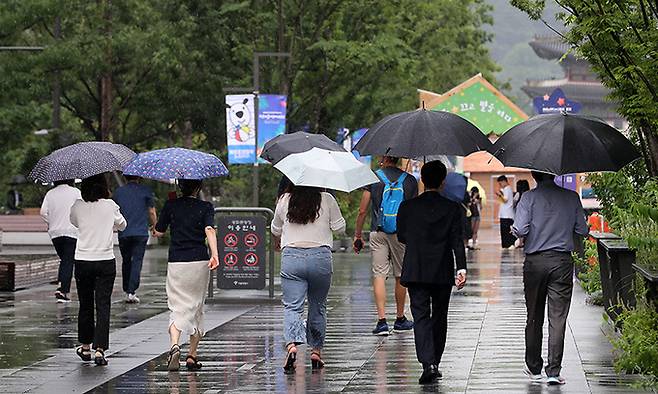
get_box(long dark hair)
[178,179,202,197]
[81,174,110,202]
[287,186,322,225]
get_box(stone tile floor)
[0,229,651,393]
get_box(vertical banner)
[257,95,287,163]
[225,94,256,164]
[351,128,371,165]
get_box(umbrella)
[260,131,345,164]
[123,147,229,181]
[488,113,641,175]
[29,141,135,182]
[440,172,467,203]
[274,147,379,192]
[353,109,492,158]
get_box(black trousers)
[499,218,516,248]
[524,251,573,377]
[408,284,453,366]
[75,260,116,350]
[52,236,77,293]
[119,236,148,294]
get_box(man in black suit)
[396,160,467,384]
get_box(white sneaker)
[547,376,566,385]
[523,366,543,382]
[127,293,140,304]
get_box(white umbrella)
[274,147,379,192]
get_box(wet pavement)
[0,229,650,393]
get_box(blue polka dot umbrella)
[122,147,229,181]
[29,141,136,182]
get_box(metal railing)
[208,207,276,299]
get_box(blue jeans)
[119,236,148,294]
[281,246,332,349]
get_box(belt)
[526,250,571,256]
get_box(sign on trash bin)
[217,216,266,290]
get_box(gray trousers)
[523,251,573,377]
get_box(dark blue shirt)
[113,182,154,238]
[155,197,215,262]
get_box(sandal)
[283,343,297,373]
[186,355,202,371]
[94,349,108,366]
[76,346,91,362]
[167,344,181,371]
[310,350,325,370]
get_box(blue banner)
[533,88,582,115]
[351,128,371,165]
[257,95,287,164]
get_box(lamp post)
[224,51,291,207]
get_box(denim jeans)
[119,236,148,294]
[281,246,332,349]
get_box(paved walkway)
[0,228,650,393]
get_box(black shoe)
[55,291,71,303]
[76,346,91,362]
[419,364,439,384]
[94,349,108,366]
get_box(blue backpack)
[376,169,407,234]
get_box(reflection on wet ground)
[1,229,650,393]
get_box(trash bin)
[632,263,658,313]
[598,239,636,323]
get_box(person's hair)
[497,175,508,183]
[80,174,110,202]
[381,156,400,165]
[277,176,293,199]
[178,179,203,197]
[470,186,479,196]
[54,179,74,187]
[124,174,140,182]
[421,160,447,189]
[531,171,555,183]
[516,180,530,196]
[286,186,322,225]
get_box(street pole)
[252,53,260,207]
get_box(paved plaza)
[0,228,649,393]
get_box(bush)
[573,239,602,303]
[612,303,658,389]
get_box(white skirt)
[166,260,210,336]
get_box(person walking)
[40,179,81,303]
[496,175,516,249]
[113,175,157,304]
[396,161,467,384]
[272,186,345,373]
[353,156,418,336]
[152,179,218,372]
[513,171,589,386]
[70,174,126,366]
[469,186,482,249]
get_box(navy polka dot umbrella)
[122,147,229,181]
[29,141,136,182]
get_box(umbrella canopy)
[260,131,345,164]
[440,172,468,203]
[29,141,135,182]
[274,147,379,192]
[123,148,229,181]
[353,109,492,158]
[488,113,641,175]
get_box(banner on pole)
[257,95,287,163]
[226,94,256,164]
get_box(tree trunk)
[99,0,113,142]
[642,125,658,177]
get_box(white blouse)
[70,199,127,261]
[272,192,346,248]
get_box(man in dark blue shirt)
[114,175,156,303]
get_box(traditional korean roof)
[522,78,612,103]
[528,35,576,61]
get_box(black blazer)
[396,191,467,287]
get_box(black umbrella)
[352,109,491,158]
[260,131,345,164]
[488,112,641,175]
[29,141,136,182]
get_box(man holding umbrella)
[353,156,417,336]
[513,171,589,385]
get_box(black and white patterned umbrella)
[29,142,136,182]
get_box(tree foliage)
[511,0,658,177]
[0,0,497,211]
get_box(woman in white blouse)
[70,174,126,366]
[272,186,345,373]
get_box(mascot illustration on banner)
[227,97,254,142]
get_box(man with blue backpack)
[353,156,418,336]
